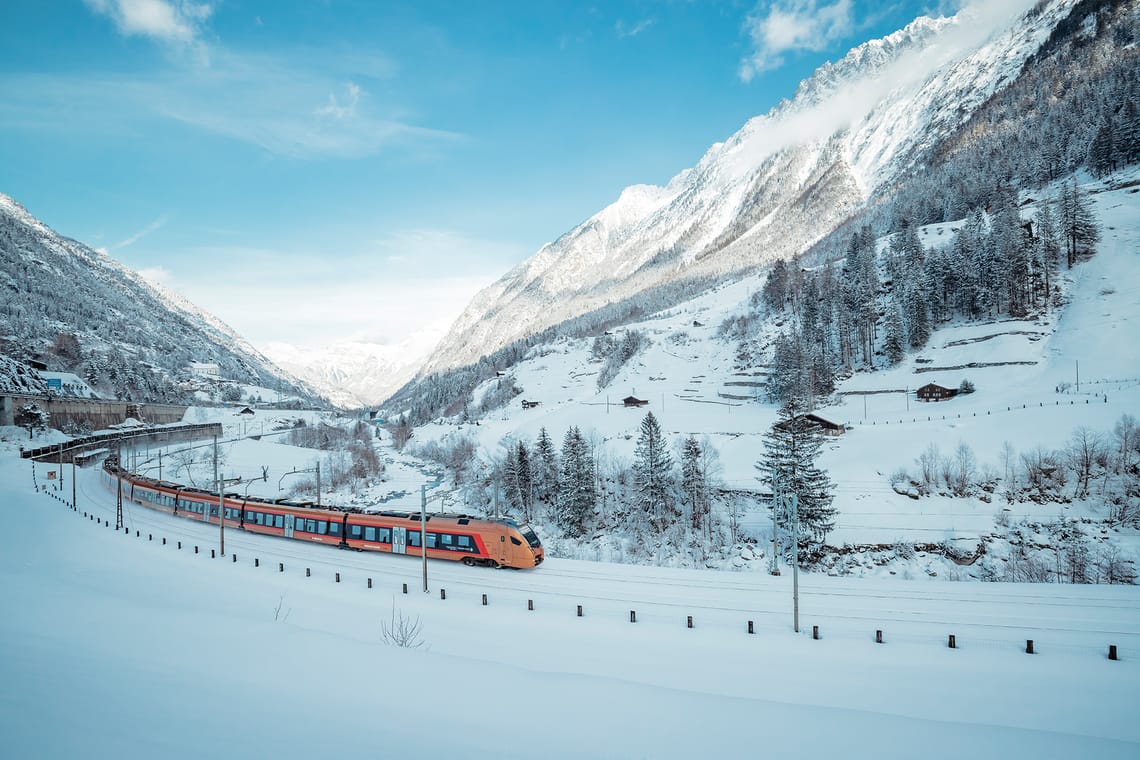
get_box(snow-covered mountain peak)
[413,0,1078,381]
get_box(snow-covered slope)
[401,175,1140,572]
[0,193,314,401]
[420,1,1074,377]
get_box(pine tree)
[1059,179,1100,268]
[883,305,906,365]
[502,439,533,521]
[633,411,676,532]
[757,399,836,554]
[556,427,595,537]
[680,435,712,534]
[532,427,559,514]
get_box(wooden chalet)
[520,400,540,409]
[774,413,845,437]
[916,383,958,402]
[623,396,649,408]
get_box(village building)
[774,413,846,436]
[916,382,958,402]
[623,396,649,408]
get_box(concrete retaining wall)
[1,394,188,430]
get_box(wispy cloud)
[0,47,460,159]
[111,213,169,250]
[739,0,854,81]
[727,0,1040,167]
[615,18,655,39]
[83,0,214,44]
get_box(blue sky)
[1,0,956,350]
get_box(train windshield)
[517,524,542,548]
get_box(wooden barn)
[916,383,958,402]
[774,413,846,437]
[623,396,649,408]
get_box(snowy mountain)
[398,172,1140,576]
[0,193,315,403]
[263,328,443,409]
[419,0,1075,377]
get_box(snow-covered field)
[2,450,1139,758]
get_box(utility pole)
[770,487,781,576]
[115,442,123,530]
[791,492,800,634]
[214,434,224,556]
[316,461,321,509]
[421,484,429,593]
[71,459,76,510]
[1076,359,1080,392]
[157,450,163,482]
[59,442,64,491]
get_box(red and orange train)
[103,459,543,569]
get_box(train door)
[392,526,407,555]
[283,514,295,538]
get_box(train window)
[458,536,471,548]
[349,524,363,539]
[510,536,522,546]
[305,519,316,533]
[440,533,453,546]
[408,532,421,547]
[274,515,284,529]
[427,533,437,548]
[328,522,340,536]
[378,528,390,543]
[364,526,376,542]
[255,513,265,526]
[317,520,327,535]
[245,510,254,521]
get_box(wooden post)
[306,567,311,577]
[948,634,956,649]
[687,615,693,629]
[162,537,166,545]
[482,593,488,606]
[748,621,754,634]
[876,629,883,644]
[812,625,819,640]
[630,610,636,623]
[148,534,152,541]
[440,588,446,600]
[232,554,237,563]
[254,558,259,567]
[194,545,199,554]
[367,578,372,589]
[335,572,340,583]
[1026,639,1034,654]
[402,583,408,594]
[278,562,283,572]
[211,548,215,558]
[528,599,534,611]
[1109,645,1118,661]
[577,605,583,617]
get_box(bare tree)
[380,599,425,649]
[1065,427,1103,499]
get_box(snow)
[2,450,1138,758]
[402,176,1140,568]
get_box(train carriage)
[103,460,543,569]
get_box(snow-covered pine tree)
[16,402,50,439]
[680,435,711,534]
[633,411,676,532]
[883,305,906,365]
[556,427,595,537]
[1059,179,1100,268]
[532,426,559,514]
[756,398,836,555]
